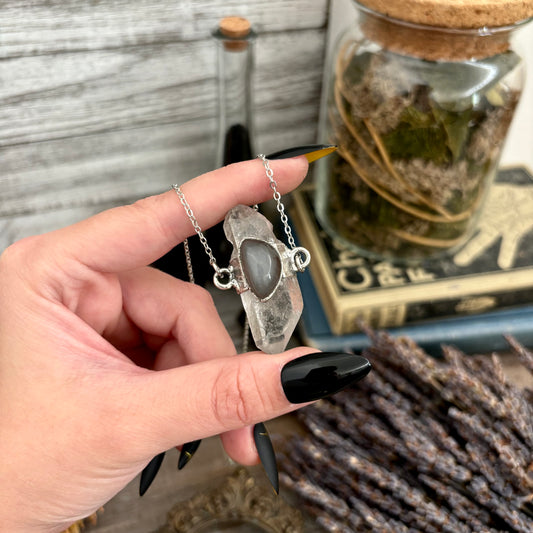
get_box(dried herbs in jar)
[315,0,532,261]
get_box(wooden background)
[0,2,330,530]
[0,0,330,251]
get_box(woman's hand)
[0,156,370,532]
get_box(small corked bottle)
[203,16,257,277]
[152,17,256,284]
[315,0,533,262]
[213,16,256,167]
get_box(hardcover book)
[297,263,533,355]
[290,166,533,336]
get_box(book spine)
[338,289,533,334]
[302,306,533,356]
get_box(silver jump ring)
[213,267,238,291]
[289,247,311,273]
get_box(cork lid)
[219,16,252,38]
[357,0,533,28]
[215,16,255,51]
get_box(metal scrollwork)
[158,468,304,533]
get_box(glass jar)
[315,0,532,262]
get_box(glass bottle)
[213,17,256,167]
[153,17,256,284]
[315,0,531,262]
[204,17,257,275]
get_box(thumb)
[130,348,371,455]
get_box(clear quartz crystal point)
[223,205,303,354]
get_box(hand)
[0,157,371,532]
[454,183,533,269]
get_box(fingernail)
[177,439,202,470]
[281,352,371,404]
[253,422,279,495]
[139,452,165,496]
[266,144,337,163]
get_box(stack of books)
[290,167,533,355]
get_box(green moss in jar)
[315,1,530,262]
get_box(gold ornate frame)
[158,468,303,533]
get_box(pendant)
[215,205,310,354]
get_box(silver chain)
[172,155,299,274]
[257,154,297,250]
[182,238,195,284]
[171,184,222,274]
[173,156,311,279]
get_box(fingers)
[221,426,259,465]
[115,267,236,366]
[115,267,256,463]
[129,348,371,455]
[42,157,308,274]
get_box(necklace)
[139,144,337,498]
[172,155,311,354]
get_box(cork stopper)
[357,0,533,29]
[356,0,533,60]
[219,16,251,38]
[217,17,253,51]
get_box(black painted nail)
[254,422,279,495]
[266,144,337,163]
[177,439,202,470]
[139,452,165,496]
[281,352,371,404]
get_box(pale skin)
[0,157,313,532]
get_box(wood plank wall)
[0,0,330,250]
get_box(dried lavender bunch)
[279,333,533,532]
[506,336,533,376]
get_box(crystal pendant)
[222,205,304,354]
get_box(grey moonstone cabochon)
[240,238,282,300]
